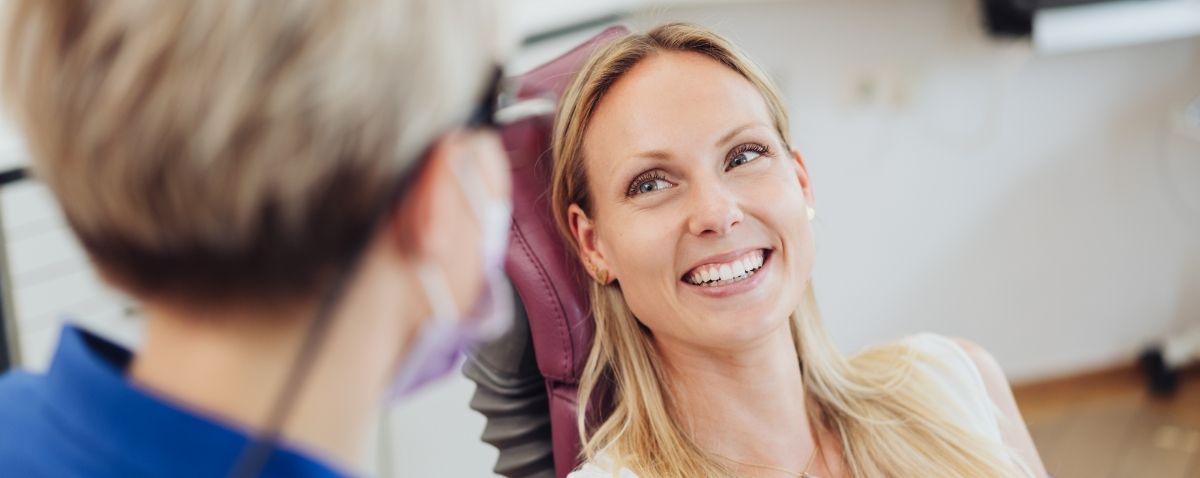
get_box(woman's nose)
[685,177,744,237]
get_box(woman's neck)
[656,322,821,476]
[129,264,423,473]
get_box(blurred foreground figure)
[0,1,512,476]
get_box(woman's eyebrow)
[617,151,671,183]
[627,122,768,161]
[615,150,671,182]
[629,149,672,161]
[715,122,768,147]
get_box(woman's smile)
[680,247,775,298]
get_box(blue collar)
[41,325,349,477]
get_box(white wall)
[1,0,1197,476]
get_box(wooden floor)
[1013,365,1200,478]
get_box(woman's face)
[570,51,816,351]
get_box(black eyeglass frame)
[465,66,507,131]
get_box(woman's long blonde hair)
[550,23,1029,477]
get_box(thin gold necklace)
[712,437,822,478]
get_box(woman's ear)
[790,147,815,207]
[567,203,614,284]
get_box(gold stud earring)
[584,257,608,284]
[806,206,816,221]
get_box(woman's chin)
[697,311,793,351]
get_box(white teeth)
[685,249,768,285]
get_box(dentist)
[0,0,512,476]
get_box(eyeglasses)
[465,66,505,130]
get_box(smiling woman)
[550,23,1048,478]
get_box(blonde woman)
[550,23,1048,478]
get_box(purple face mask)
[386,162,513,400]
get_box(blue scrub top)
[0,325,350,477]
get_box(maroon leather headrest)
[499,26,628,477]
[502,26,628,384]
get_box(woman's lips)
[680,249,773,298]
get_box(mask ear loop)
[387,160,509,391]
[415,262,460,323]
[450,154,494,225]
[373,186,461,478]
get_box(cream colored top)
[567,333,1027,478]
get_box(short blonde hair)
[2,0,504,302]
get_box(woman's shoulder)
[896,333,994,396]
[566,449,640,478]
[882,333,1007,436]
[893,334,1045,476]
[858,333,988,384]
[900,333,988,377]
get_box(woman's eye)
[633,177,673,195]
[728,150,762,169]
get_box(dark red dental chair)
[463,26,628,478]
